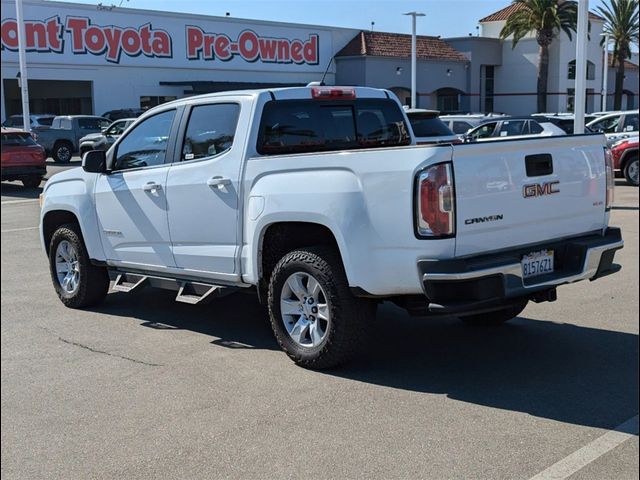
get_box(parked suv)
[79,118,136,156]
[610,136,639,186]
[40,86,623,369]
[36,115,111,162]
[587,110,639,146]
[2,114,56,130]
[1,128,46,188]
[464,117,566,142]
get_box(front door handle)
[207,176,231,189]
[143,181,162,193]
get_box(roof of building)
[336,31,468,62]
[609,57,639,70]
[479,3,605,23]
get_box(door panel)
[94,109,178,268]
[166,102,244,277]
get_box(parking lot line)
[1,226,39,233]
[529,415,639,480]
[1,199,39,205]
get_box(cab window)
[590,116,621,133]
[113,110,176,171]
[181,104,240,161]
[500,120,527,137]
[105,121,128,135]
[623,114,638,132]
[469,122,496,140]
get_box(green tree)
[500,0,578,113]
[597,0,639,110]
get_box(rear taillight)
[311,87,356,100]
[416,163,455,237]
[605,147,614,211]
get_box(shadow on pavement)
[93,289,638,432]
[0,182,43,199]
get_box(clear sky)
[52,0,612,38]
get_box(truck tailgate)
[453,135,608,257]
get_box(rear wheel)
[623,155,639,187]
[268,246,375,369]
[21,176,42,188]
[52,142,73,163]
[48,223,110,308]
[459,300,528,326]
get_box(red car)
[610,136,639,186]
[1,127,46,188]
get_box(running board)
[112,274,148,293]
[108,271,237,304]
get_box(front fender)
[40,168,105,261]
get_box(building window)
[481,65,495,113]
[568,60,595,80]
[140,96,177,110]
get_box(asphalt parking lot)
[1,159,638,480]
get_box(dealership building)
[1,0,638,122]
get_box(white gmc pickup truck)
[40,86,623,368]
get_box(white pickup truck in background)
[40,86,623,368]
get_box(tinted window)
[529,121,544,134]
[1,132,37,146]
[114,110,176,171]
[6,116,22,127]
[500,120,527,137]
[623,114,638,132]
[257,99,410,155]
[78,117,110,130]
[590,116,621,133]
[469,122,497,140]
[37,116,54,126]
[407,114,454,137]
[182,104,240,161]
[105,120,128,135]
[452,121,472,134]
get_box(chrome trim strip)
[423,240,624,290]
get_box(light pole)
[15,0,30,133]
[601,32,610,112]
[404,11,425,109]
[573,0,589,134]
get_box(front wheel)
[459,300,528,326]
[48,223,110,308]
[268,247,375,369]
[623,156,639,187]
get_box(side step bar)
[108,271,237,305]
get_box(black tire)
[268,246,375,369]
[52,141,73,163]
[48,223,110,308]
[21,176,42,188]
[623,155,639,187]
[459,299,528,326]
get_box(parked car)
[439,113,507,135]
[1,127,46,188]
[404,108,460,144]
[586,110,639,146]
[2,114,56,130]
[36,115,111,163]
[40,86,623,369]
[101,109,145,121]
[610,136,639,186]
[79,118,136,156]
[464,117,566,142]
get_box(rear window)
[407,114,454,137]
[37,117,54,126]
[1,132,37,146]
[257,99,410,155]
[78,117,110,130]
[452,121,473,134]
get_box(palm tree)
[597,0,639,110]
[500,0,578,113]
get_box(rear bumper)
[419,228,623,315]
[1,166,47,178]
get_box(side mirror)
[82,150,107,174]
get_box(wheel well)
[260,222,342,285]
[621,150,638,170]
[42,210,80,254]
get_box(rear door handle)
[143,181,162,193]
[207,176,231,189]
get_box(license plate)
[521,249,554,278]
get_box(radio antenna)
[319,55,335,86]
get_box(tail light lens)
[605,147,614,211]
[416,163,455,237]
